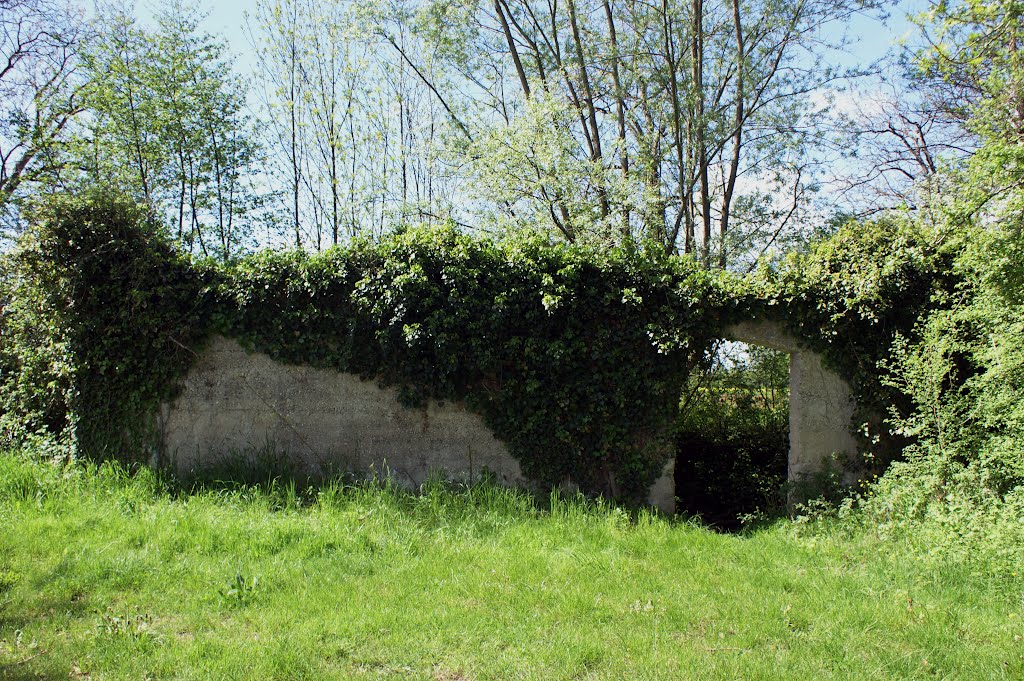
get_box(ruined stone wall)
[725,321,859,481]
[161,337,678,511]
[159,336,526,489]
[159,326,858,513]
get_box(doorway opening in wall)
[673,341,790,531]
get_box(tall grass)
[1,450,1021,680]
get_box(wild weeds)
[217,573,260,608]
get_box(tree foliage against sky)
[0,0,1017,270]
[438,0,884,259]
[0,0,87,231]
[247,0,460,249]
[240,0,892,264]
[78,0,265,260]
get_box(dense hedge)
[0,194,959,504]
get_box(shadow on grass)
[0,656,66,681]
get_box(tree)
[247,0,459,249]
[914,0,1024,139]
[865,1,1024,549]
[80,0,264,260]
[830,75,978,217]
[80,6,163,205]
[152,0,264,259]
[912,0,1024,208]
[241,0,882,264]
[248,0,307,247]
[407,0,882,266]
[0,0,88,231]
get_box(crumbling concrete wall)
[725,321,859,482]
[161,337,677,512]
[159,336,526,488]
[159,324,857,514]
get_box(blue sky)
[133,0,259,74]
[132,0,932,81]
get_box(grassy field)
[0,451,1021,680]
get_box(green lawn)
[0,452,1021,680]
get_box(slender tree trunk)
[176,137,187,247]
[348,91,358,238]
[720,0,745,269]
[380,114,389,236]
[204,118,226,258]
[603,0,630,240]
[289,0,301,247]
[400,91,408,209]
[330,112,339,245]
[495,0,531,97]
[187,154,209,257]
[692,0,711,266]
[663,0,690,253]
[567,0,609,221]
[123,50,151,206]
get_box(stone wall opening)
[727,321,857,479]
[672,339,790,527]
[714,322,858,506]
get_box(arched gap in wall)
[673,340,790,530]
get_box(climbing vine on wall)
[218,228,731,501]
[0,193,958,503]
[745,218,962,465]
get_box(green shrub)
[856,216,1024,574]
[0,191,215,462]
[0,238,75,443]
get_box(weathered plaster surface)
[163,337,677,512]
[159,336,525,488]
[725,321,858,480]
[646,459,676,513]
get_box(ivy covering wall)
[0,193,958,504]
